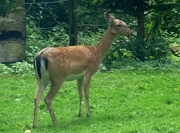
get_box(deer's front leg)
[83,76,91,117]
[77,78,84,117]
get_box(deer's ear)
[104,12,115,24]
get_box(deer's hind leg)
[33,79,49,128]
[44,78,64,124]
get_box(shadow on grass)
[32,113,122,132]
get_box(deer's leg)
[33,80,48,128]
[44,79,64,124]
[83,76,91,117]
[77,77,84,117]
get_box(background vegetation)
[1,0,179,68]
[25,0,179,68]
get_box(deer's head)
[104,12,132,37]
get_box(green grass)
[0,70,180,133]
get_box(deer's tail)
[33,55,48,82]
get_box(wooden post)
[69,0,77,46]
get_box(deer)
[33,12,132,128]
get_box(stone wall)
[0,6,25,63]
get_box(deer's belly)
[65,74,83,81]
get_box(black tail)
[33,56,48,81]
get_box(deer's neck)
[95,26,116,61]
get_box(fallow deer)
[33,12,132,128]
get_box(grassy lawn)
[0,70,180,133]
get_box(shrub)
[130,37,169,61]
[0,62,33,75]
[103,35,170,68]
[170,43,180,56]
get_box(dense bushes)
[103,36,171,68]
[24,0,179,64]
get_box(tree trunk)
[134,0,146,61]
[69,0,77,46]
[137,12,145,39]
[136,0,145,39]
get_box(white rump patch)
[40,59,47,76]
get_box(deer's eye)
[116,25,122,28]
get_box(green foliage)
[0,0,15,17]
[25,0,68,28]
[26,15,69,62]
[78,29,105,46]
[46,25,69,47]
[77,5,107,31]
[111,58,180,71]
[0,70,180,132]
[0,62,33,75]
[103,36,131,67]
[129,37,169,61]
[26,16,42,62]
[102,35,170,67]
[0,63,13,74]
[10,61,33,75]
[90,0,179,35]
